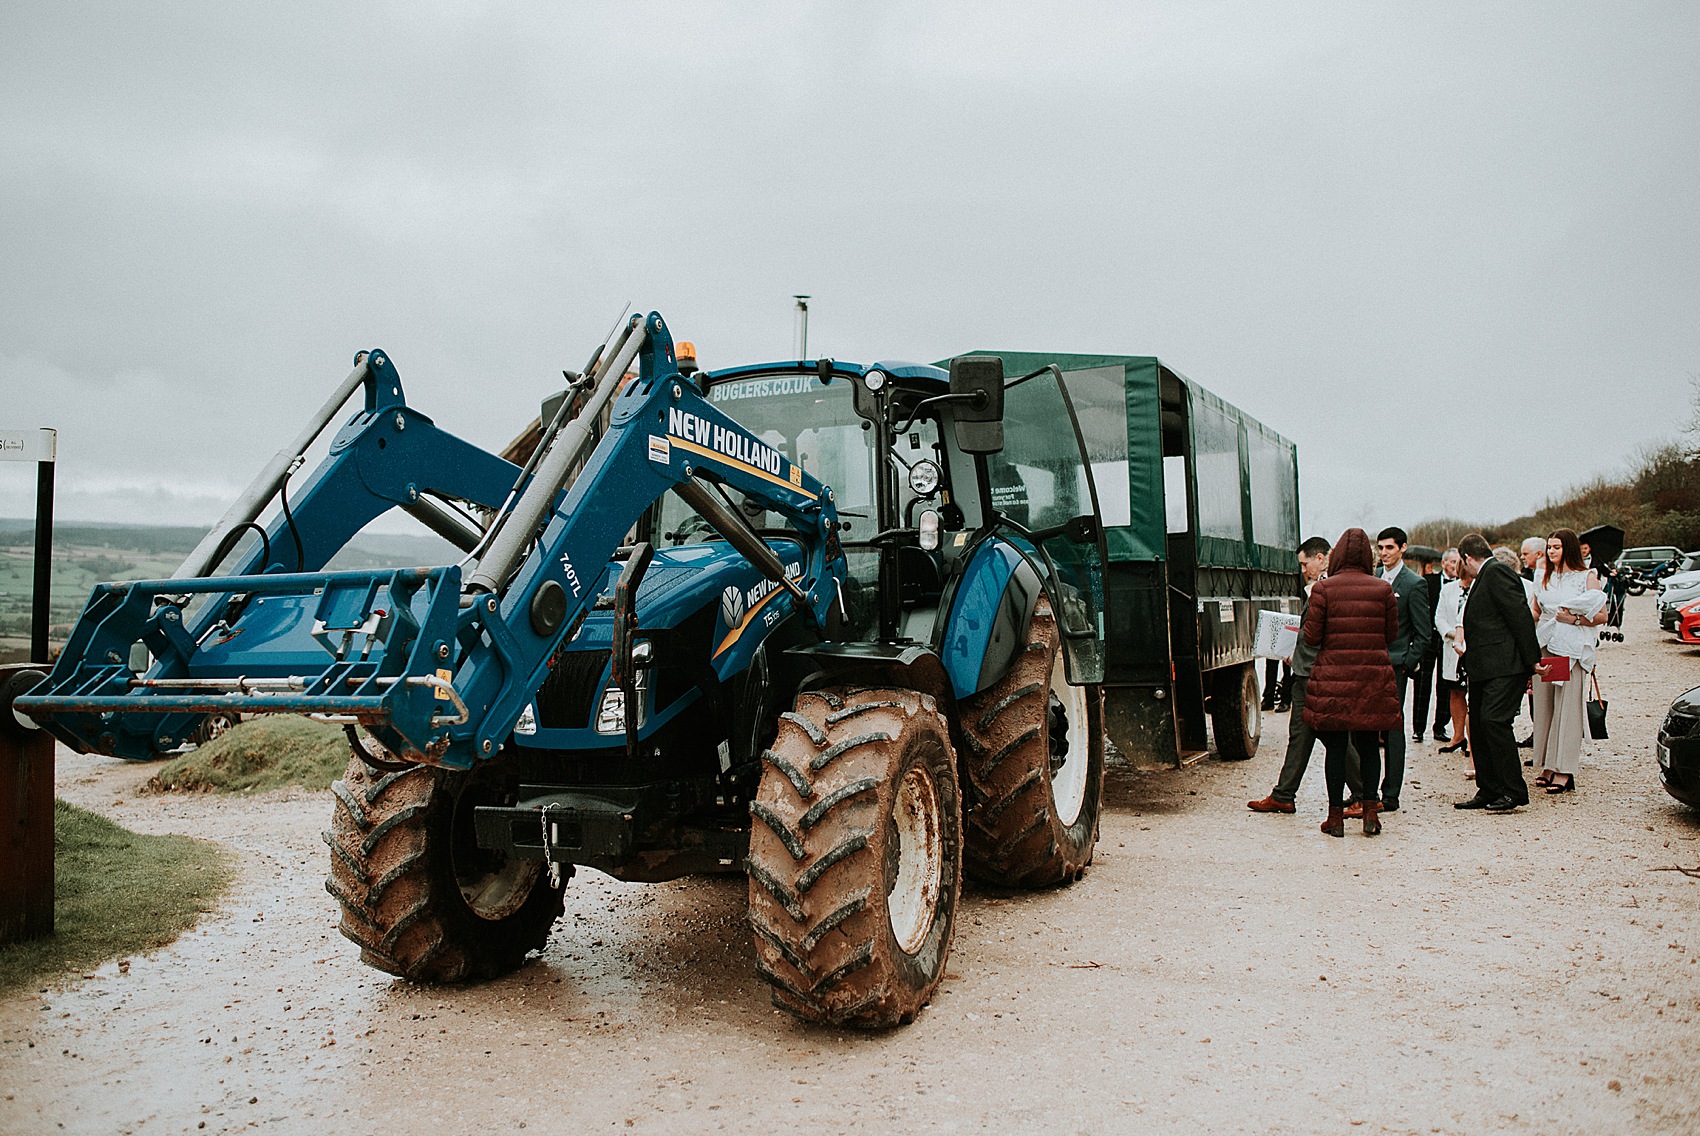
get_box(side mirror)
[948,355,1005,454]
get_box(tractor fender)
[939,539,1043,700]
[786,642,960,718]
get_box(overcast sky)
[3,2,1696,543]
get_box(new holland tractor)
[16,311,1109,1027]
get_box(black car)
[1659,685,1700,809]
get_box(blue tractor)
[17,312,1108,1027]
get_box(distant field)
[0,519,458,662]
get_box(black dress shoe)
[1412,733,1424,744]
[1381,800,1400,813]
[1517,736,1534,748]
[1454,794,1493,809]
[1433,730,1450,744]
[1484,796,1522,812]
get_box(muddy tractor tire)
[323,754,563,983]
[747,686,963,1028]
[1209,662,1262,760]
[960,597,1104,888]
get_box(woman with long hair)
[1300,528,1401,836]
[1530,528,1606,792]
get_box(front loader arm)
[19,312,845,769]
[436,313,845,766]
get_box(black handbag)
[1586,672,1608,740]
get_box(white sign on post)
[0,428,57,462]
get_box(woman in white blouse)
[1530,528,1606,792]
[1433,561,1471,774]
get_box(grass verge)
[0,800,234,997]
[147,716,351,794]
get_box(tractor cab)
[648,358,1105,685]
[648,361,976,645]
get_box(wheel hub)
[1048,653,1092,826]
[887,763,944,954]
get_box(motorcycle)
[1625,555,1682,596]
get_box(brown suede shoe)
[1247,796,1295,814]
[1343,800,1364,818]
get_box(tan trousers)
[1531,669,1587,777]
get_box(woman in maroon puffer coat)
[1301,527,1401,836]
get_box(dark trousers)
[1318,730,1383,809]
[1470,673,1531,805]
[1411,652,1436,737]
[1433,669,1453,735]
[1262,658,1289,707]
[1381,669,1409,804]
[1270,676,1362,803]
[1434,675,1457,735]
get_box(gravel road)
[3,595,1699,1135]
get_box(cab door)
[983,367,1109,683]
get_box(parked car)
[1657,553,1700,630]
[1620,545,1683,572]
[1658,684,1700,809]
[1679,598,1700,646]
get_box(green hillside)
[0,520,458,663]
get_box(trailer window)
[1247,429,1298,550]
[1192,400,1244,543]
[1163,455,1189,534]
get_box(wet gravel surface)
[3,596,1699,1134]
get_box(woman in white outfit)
[1530,528,1606,792]
[1433,564,1471,775]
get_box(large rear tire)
[1210,662,1262,760]
[747,687,962,1028]
[323,754,563,983]
[960,597,1104,888]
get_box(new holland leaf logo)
[720,585,746,628]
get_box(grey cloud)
[3,2,1696,536]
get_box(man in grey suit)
[1371,526,1430,812]
[1247,536,1361,812]
[1454,533,1541,811]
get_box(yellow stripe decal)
[668,436,818,502]
[713,586,790,659]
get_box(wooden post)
[1,665,54,944]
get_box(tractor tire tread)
[958,599,1104,889]
[747,686,962,1028]
[323,755,561,986]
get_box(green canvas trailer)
[962,351,1301,766]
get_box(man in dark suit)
[1371,526,1430,812]
[1454,533,1541,812]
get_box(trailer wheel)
[323,754,563,983]
[747,687,962,1028]
[1209,663,1261,760]
[960,597,1104,888]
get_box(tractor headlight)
[918,509,942,552]
[908,459,941,497]
[595,689,627,734]
[595,640,651,735]
[863,369,887,393]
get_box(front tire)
[323,754,563,983]
[960,597,1104,888]
[747,687,962,1028]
